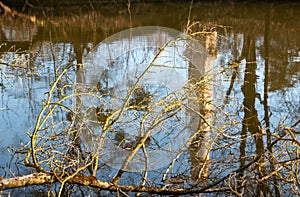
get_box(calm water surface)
[0,2,299,196]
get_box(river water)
[0,2,299,196]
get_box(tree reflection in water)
[0,2,299,196]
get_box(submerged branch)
[0,172,240,195]
[0,147,265,196]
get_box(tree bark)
[0,173,55,190]
[0,159,263,195]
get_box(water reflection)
[77,26,210,171]
[0,1,299,196]
[240,33,266,194]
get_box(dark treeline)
[1,0,298,10]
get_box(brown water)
[0,2,299,196]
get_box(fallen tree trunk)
[0,172,200,194]
[0,142,267,195]
[0,168,254,195]
[0,172,214,195]
[0,173,55,190]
